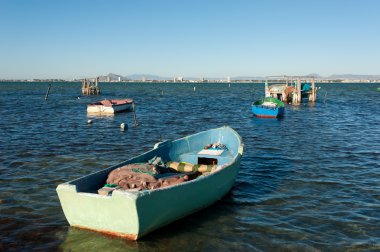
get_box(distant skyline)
[1,0,379,80]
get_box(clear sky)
[1,0,379,79]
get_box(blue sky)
[0,0,379,79]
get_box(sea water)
[0,82,379,251]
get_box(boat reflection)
[87,110,133,118]
[87,113,116,119]
[60,227,139,252]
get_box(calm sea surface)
[0,82,379,251]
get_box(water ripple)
[1,82,380,250]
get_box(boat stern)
[56,183,140,239]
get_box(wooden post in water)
[310,78,316,102]
[292,79,299,104]
[45,84,51,100]
[264,80,269,98]
[297,79,302,104]
[133,102,138,127]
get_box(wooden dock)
[82,78,100,95]
[264,76,317,105]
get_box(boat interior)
[68,128,241,194]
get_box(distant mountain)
[96,73,171,81]
[231,76,266,80]
[325,74,380,80]
[95,73,380,82]
[305,73,322,78]
[126,74,170,81]
[97,73,126,81]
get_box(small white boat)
[87,99,134,114]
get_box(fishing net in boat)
[101,157,200,194]
[106,163,159,190]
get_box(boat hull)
[56,126,243,239]
[252,105,284,118]
[252,97,285,118]
[87,99,133,114]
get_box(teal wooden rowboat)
[56,126,244,240]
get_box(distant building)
[118,76,121,82]
[227,76,231,82]
[175,76,183,82]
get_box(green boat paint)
[252,97,285,107]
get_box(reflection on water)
[1,82,380,251]
[60,196,244,251]
[87,113,116,119]
[61,228,139,252]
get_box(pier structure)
[82,78,100,95]
[265,76,317,105]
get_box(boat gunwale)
[252,97,285,107]
[60,126,244,197]
[88,99,134,107]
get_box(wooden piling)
[292,80,298,104]
[297,79,302,104]
[264,80,269,97]
[309,78,316,102]
[133,102,138,127]
[45,84,51,100]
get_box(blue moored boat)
[252,97,285,118]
